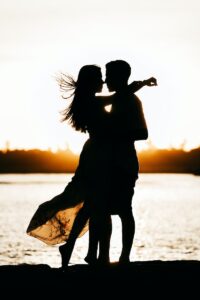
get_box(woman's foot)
[118,256,130,265]
[59,245,69,270]
[97,255,110,267]
[97,259,110,267]
[84,255,98,266]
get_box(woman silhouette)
[27,64,156,268]
[58,65,115,267]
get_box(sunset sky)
[0,0,200,153]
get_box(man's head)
[105,60,131,92]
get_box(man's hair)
[106,60,131,81]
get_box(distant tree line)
[0,147,200,174]
[0,149,79,173]
[138,147,200,174]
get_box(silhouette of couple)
[27,60,157,269]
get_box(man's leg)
[119,209,135,263]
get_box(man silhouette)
[103,60,149,263]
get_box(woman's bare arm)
[129,77,157,93]
[95,77,157,107]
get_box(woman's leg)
[85,213,112,265]
[59,205,89,268]
[84,216,99,264]
[98,215,112,264]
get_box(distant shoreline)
[0,171,199,175]
[1,147,200,174]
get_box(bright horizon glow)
[0,0,200,154]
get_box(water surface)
[0,173,200,267]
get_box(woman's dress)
[26,101,113,245]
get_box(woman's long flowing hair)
[57,65,101,132]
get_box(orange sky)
[0,0,200,153]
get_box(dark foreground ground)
[1,260,199,297]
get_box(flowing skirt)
[26,178,89,245]
[26,139,112,245]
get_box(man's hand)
[143,77,157,86]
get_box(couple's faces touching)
[105,70,116,92]
[95,69,116,93]
[95,71,104,93]
[79,61,130,94]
